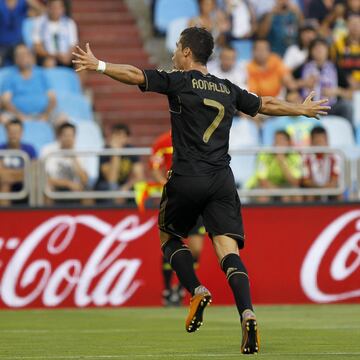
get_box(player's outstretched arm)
[72,43,145,86]
[259,91,331,120]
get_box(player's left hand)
[302,91,331,120]
[72,43,99,72]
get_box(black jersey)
[139,69,261,176]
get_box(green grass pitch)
[0,305,359,359]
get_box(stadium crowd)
[0,0,359,206]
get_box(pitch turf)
[0,305,359,359]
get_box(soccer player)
[73,27,330,354]
[150,130,205,306]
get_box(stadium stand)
[154,0,199,34]
[55,93,94,122]
[319,116,355,148]
[44,67,82,95]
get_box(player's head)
[5,118,23,148]
[274,130,291,147]
[310,126,328,146]
[172,27,214,70]
[56,122,76,149]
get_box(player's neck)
[186,62,209,75]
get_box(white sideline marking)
[1,353,360,359]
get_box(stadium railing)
[0,150,34,204]
[35,147,351,205]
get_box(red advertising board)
[0,205,359,309]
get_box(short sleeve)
[138,70,185,95]
[1,70,15,94]
[233,85,262,117]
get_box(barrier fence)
[0,147,358,206]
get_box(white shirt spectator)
[283,45,309,70]
[41,142,87,183]
[208,60,248,89]
[33,14,78,55]
[226,0,254,38]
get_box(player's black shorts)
[158,166,245,248]
[188,216,206,237]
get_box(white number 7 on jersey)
[202,98,225,143]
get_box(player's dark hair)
[56,122,76,136]
[275,130,291,142]
[310,126,327,138]
[180,27,214,65]
[6,118,23,129]
[112,123,130,136]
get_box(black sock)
[162,255,173,291]
[221,253,253,321]
[162,236,201,295]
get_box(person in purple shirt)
[1,44,56,121]
[0,118,36,205]
[0,0,43,66]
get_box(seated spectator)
[208,44,248,88]
[283,22,317,71]
[300,37,354,123]
[246,130,302,202]
[1,44,56,121]
[0,118,36,206]
[302,126,342,201]
[188,0,231,46]
[224,0,257,39]
[246,38,296,97]
[41,122,88,201]
[257,0,303,56]
[95,124,145,205]
[331,14,360,89]
[0,0,44,66]
[33,0,78,67]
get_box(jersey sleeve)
[138,70,185,95]
[233,85,262,117]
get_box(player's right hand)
[302,91,331,120]
[72,43,99,73]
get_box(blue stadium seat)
[357,124,360,145]
[319,116,355,147]
[229,117,259,188]
[45,68,82,95]
[22,17,35,49]
[22,121,55,155]
[262,117,294,146]
[231,40,253,61]
[75,122,104,186]
[154,0,198,34]
[56,93,94,122]
[166,17,189,52]
[0,124,6,144]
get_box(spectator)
[246,39,296,97]
[95,124,145,205]
[41,122,88,200]
[283,22,317,71]
[33,0,78,67]
[300,37,354,123]
[246,130,302,202]
[302,126,341,201]
[1,44,56,121]
[0,0,44,66]
[188,0,231,46]
[331,14,360,89]
[307,0,339,25]
[208,44,248,88]
[224,0,257,39]
[257,0,303,56]
[0,118,36,206]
